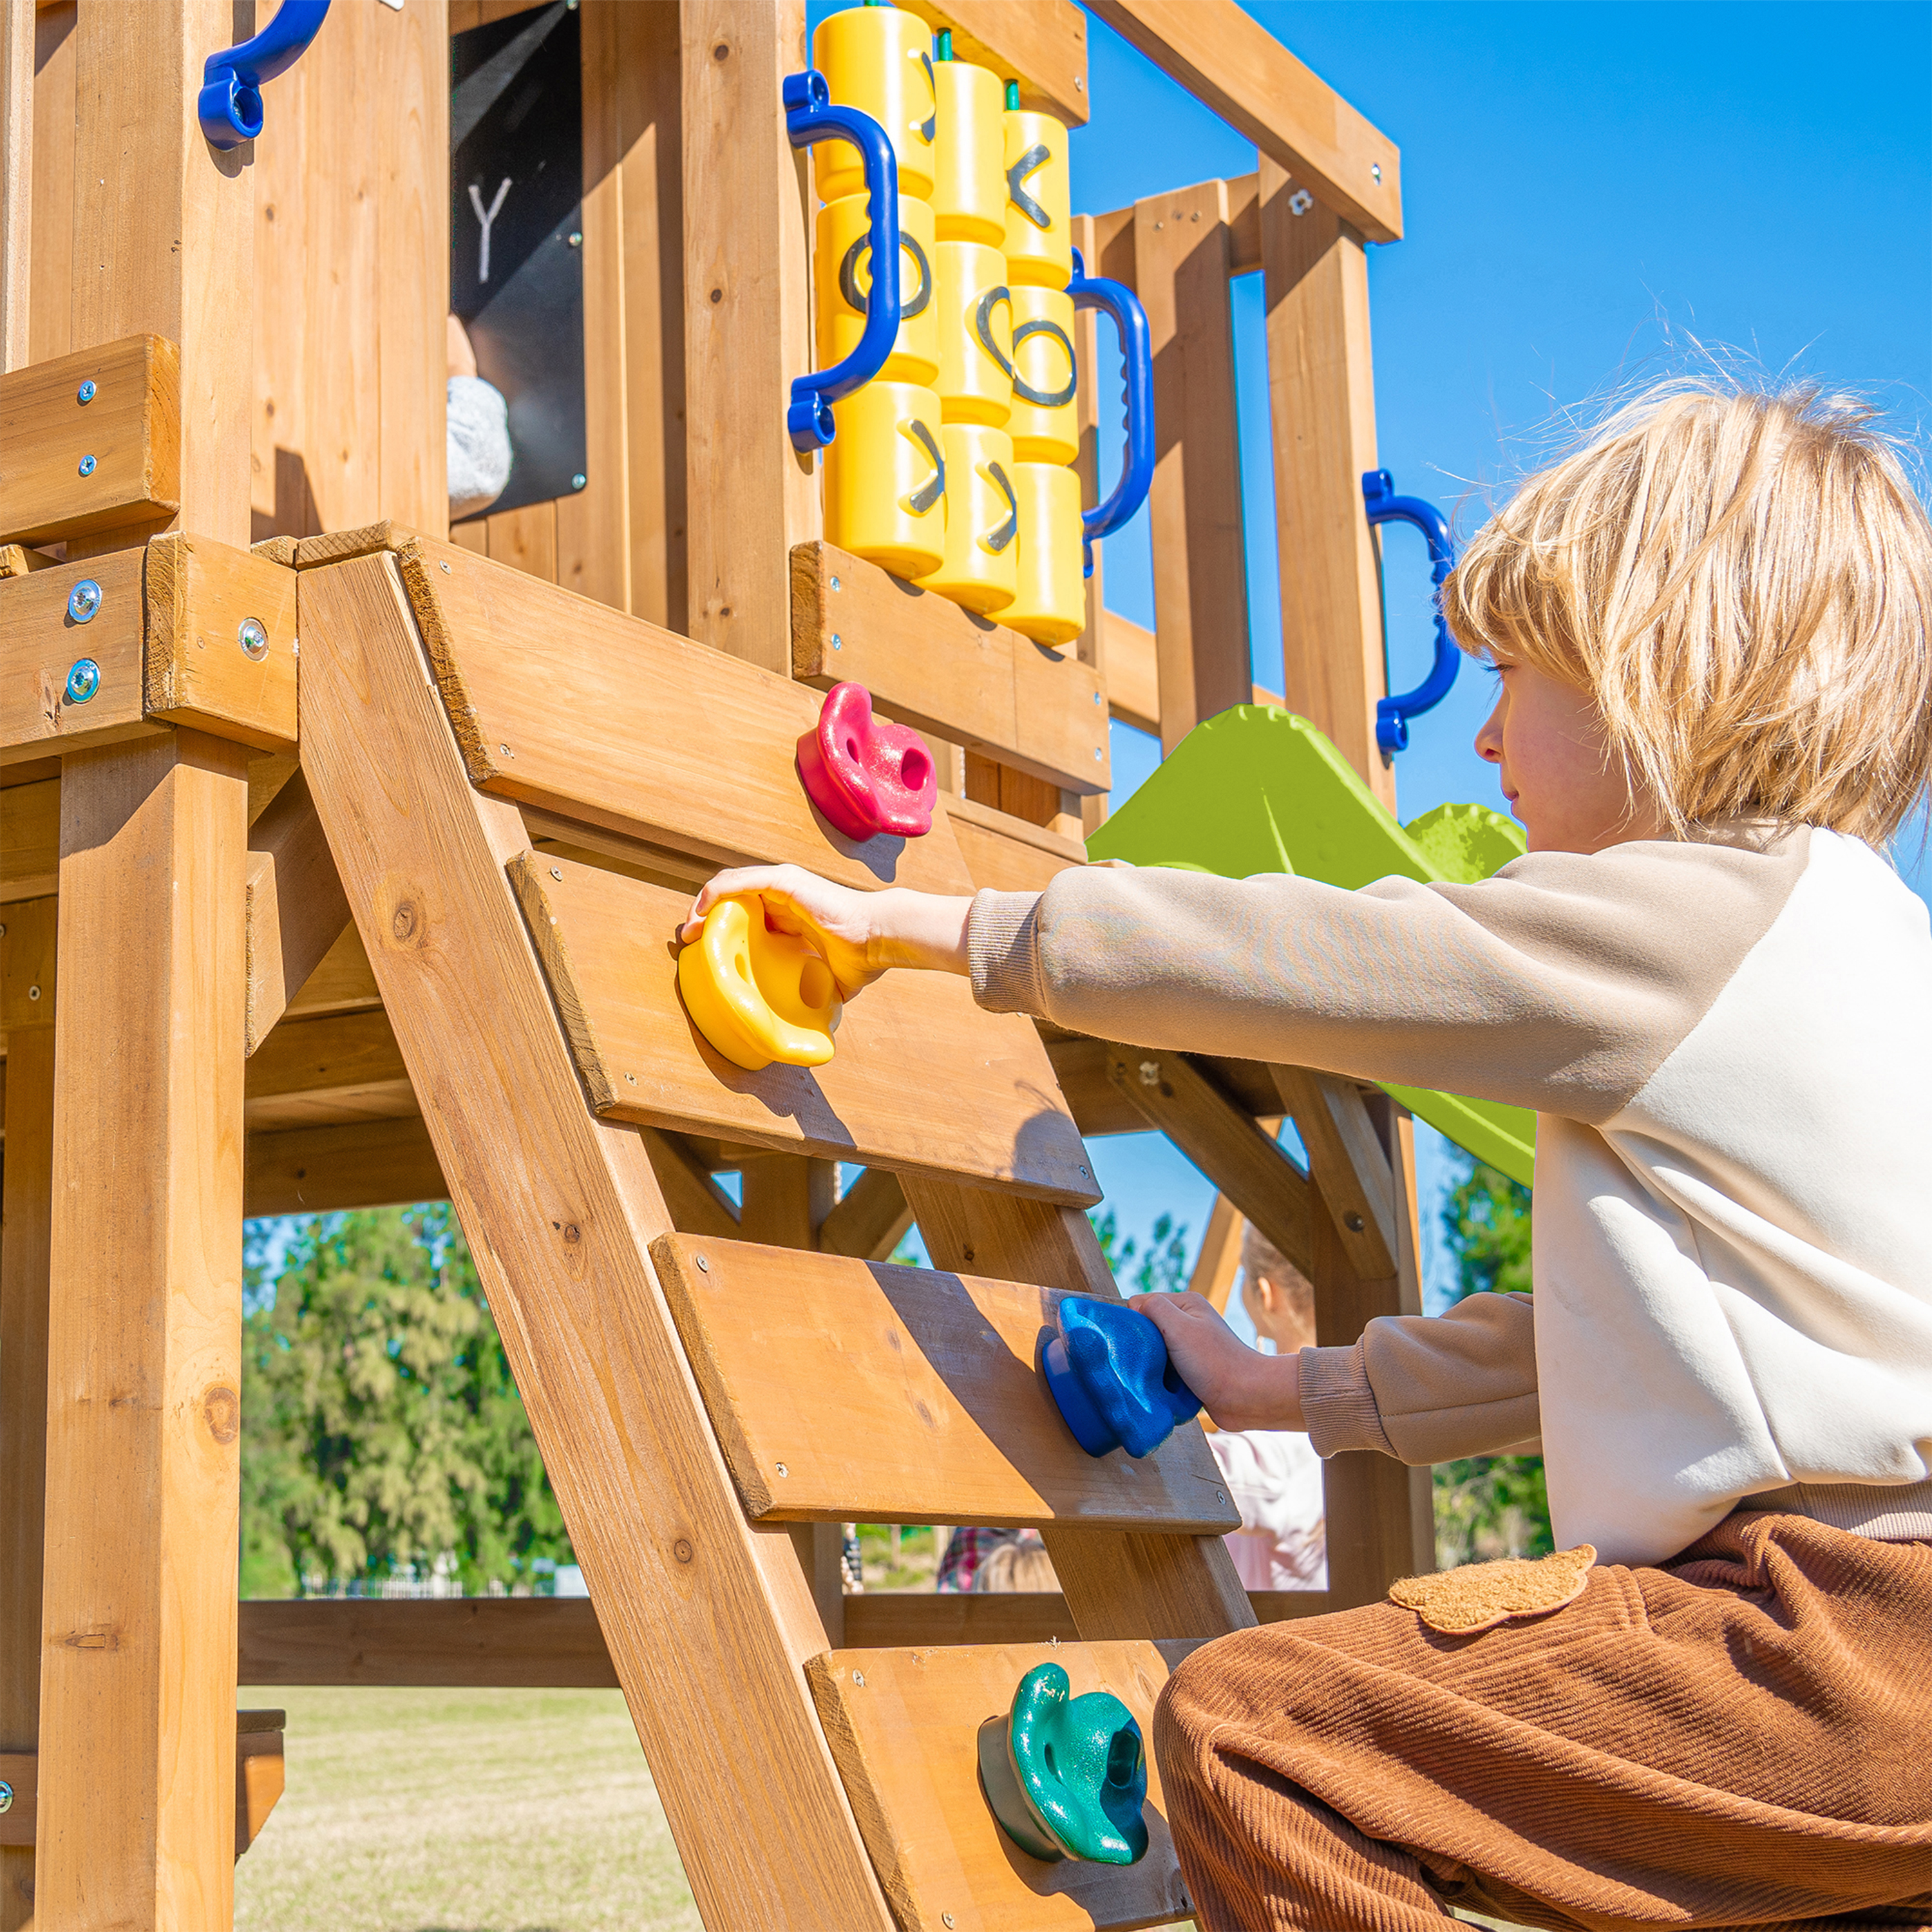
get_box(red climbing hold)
[797,681,938,841]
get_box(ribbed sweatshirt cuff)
[1300,1344,1398,1459]
[967,889,1046,1014]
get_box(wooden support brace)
[244,1115,448,1219]
[1,775,57,900]
[817,1166,913,1263]
[245,771,352,1054]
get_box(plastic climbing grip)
[1041,1296,1201,1459]
[1066,247,1155,576]
[797,682,938,842]
[199,0,332,149]
[1363,468,1461,757]
[977,1662,1149,1866]
[677,895,840,1073]
[784,70,902,451]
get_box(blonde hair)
[1442,379,1932,842]
[1239,1224,1314,1350]
[972,1537,1060,1594]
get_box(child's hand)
[679,866,973,1001]
[1128,1290,1305,1433]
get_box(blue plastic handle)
[1067,249,1155,577]
[1041,1296,1201,1459]
[783,70,901,452]
[199,0,332,149]
[1364,469,1460,756]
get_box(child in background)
[1206,1226,1326,1591]
[684,379,1932,1927]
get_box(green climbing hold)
[976,1661,1148,1865]
[1084,705,1537,1189]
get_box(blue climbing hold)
[1041,1296,1200,1459]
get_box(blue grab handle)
[1067,249,1155,577]
[1041,1296,1201,1459]
[783,70,901,451]
[199,0,332,149]
[1364,469,1461,756]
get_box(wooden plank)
[1100,608,1159,736]
[244,1008,416,1132]
[244,1115,448,1219]
[1269,1064,1397,1280]
[283,918,382,1024]
[898,0,1088,126]
[26,1,71,369]
[234,1724,285,1858]
[946,794,1086,895]
[1085,0,1401,243]
[297,545,896,1932]
[1261,156,1391,807]
[0,891,52,1027]
[791,544,1110,795]
[0,334,179,545]
[807,1640,1198,1932]
[616,0,685,631]
[0,0,30,372]
[301,526,981,897]
[485,500,558,583]
[902,1179,1256,1643]
[1226,169,1262,274]
[681,0,817,669]
[0,546,153,764]
[1101,1045,1314,1279]
[507,852,1096,1203]
[818,1166,913,1262]
[39,728,249,1927]
[846,1593,1078,1649]
[143,531,298,752]
[0,775,55,898]
[245,772,354,1055]
[650,1232,1238,1533]
[1136,177,1251,753]
[0,1027,50,1926]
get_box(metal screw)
[440,560,452,573]
[78,453,97,476]
[1138,1059,1160,1086]
[1289,188,1313,217]
[1094,745,1103,759]
[853,1670,866,1687]
[1215,1490,1225,1502]
[1078,1165,1088,1177]
[1074,73,1083,90]
[1152,220,1163,231]
[500,743,511,755]
[64,657,100,703]
[1093,690,1101,705]
[695,1254,709,1273]
[942,1917,954,1929]
[625,1072,637,1084]
[829,574,842,592]
[0,1780,11,1813]
[1372,162,1383,184]
[28,985,41,1001]
[77,379,97,404]
[1345,1212,1365,1233]
[572,472,587,490]
[775,1462,788,1477]
[238,618,269,661]
[1191,210,1200,222]
[550,866,563,881]
[68,579,101,623]
[567,231,583,247]
[830,633,842,650]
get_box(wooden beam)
[641,1126,741,1242]
[1269,1065,1397,1280]
[650,1231,1240,1533]
[0,546,153,764]
[0,891,52,1028]
[297,545,896,1932]
[897,0,1088,126]
[1135,177,1252,752]
[1101,1044,1314,1279]
[245,772,354,1056]
[1100,607,1160,735]
[1085,1,1401,243]
[243,1008,416,1132]
[243,1115,448,1219]
[945,792,1087,895]
[817,1166,913,1262]
[1261,157,1391,808]
[681,0,817,670]
[0,0,30,372]
[1,775,58,899]
[507,851,1095,1202]
[791,544,1111,795]
[39,728,249,1927]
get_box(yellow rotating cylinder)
[822,379,947,581]
[1006,285,1078,464]
[1002,86,1072,290]
[929,240,1011,428]
[815,191,938,387]
[915,422,1018,616]
[811,3,936,204]
[1002,462,1086,647]
[929,37,1005,245]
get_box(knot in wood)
[672,1538,695,1564]
[391,901,419,944]
[203,1384,241,1445]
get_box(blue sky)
[1054,1,1932,1311]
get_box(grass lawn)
[234,1685,699,1931]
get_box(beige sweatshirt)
[969,825,1932,1566]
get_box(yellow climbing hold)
[677,895,840,1073]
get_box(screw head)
[1372,162,1383,184]
[853,1670,866,1687]
[68,578,102,623]
[1093,690,1101,705]
[1344,1211,1365,1233]
[1289,187,1314,217]
[829,574,842,592]
[64,656,100,703]
[942,1916,954,1927]
[78,453,97,476]
[27,985,41,1001]
[775,1462,788,1477]
[549,866,563,881]
[0,1779,11,1813]
[572,472,587,490]
[77,379,97,404]
[238,617,269,661]
[694,1254,709,1273]
[1138,1059,1160,1086]
[568,231,583,247]
[1094,745,1103,759]
[830,633,842,650]
[440,560,452,573]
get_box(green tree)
[240,1205,572,1597]
[1432,1155,1549,1567]
[1090,1208,1190,1294]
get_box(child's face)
[1475,658,1666,853]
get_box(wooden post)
[1,0,30,370]
[1,1028,53,1932]
[681,0,819,669]
[1135,176,1251,753]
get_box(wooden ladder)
[293,524,1256,1932]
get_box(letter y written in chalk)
[469,177,512,283]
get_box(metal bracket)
[199,0,332,151]
[1363,468,1459,756]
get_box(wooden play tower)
[0,3,1428,1927]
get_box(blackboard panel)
[451,2,587,516]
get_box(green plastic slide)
[1084,705,1537,1189]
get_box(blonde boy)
[686,383,1932,1925]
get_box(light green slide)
[1084,705,1537,1189]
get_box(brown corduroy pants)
[1155,1513,1932,1932]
